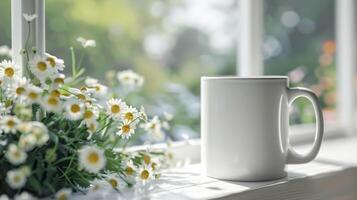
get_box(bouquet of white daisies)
[0,15,172,200]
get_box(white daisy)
[18,134,37,151]
[142,153,152,166]
[68,88,95,104]
[45,53,65,71]
[116,121,136,139]
[89,179,109,192]
[162,121,170,130]
[19,165,31,177]
[85,77,108,98]
[0,60,21,84]
[0,115,20,134]
[142,116,165,141]
[17,122,33,134]
[106,98,128,120]
[122,106,139,123]
[55,188,72,200]
[142,116,161,133]
[49,89,61,98]
[106,174,126,190]
[6,168,27,189]
[42,95,62,113]
[83,107,99,123]
[14,191,36,200]
[25,85,43,104]
[7,77,29,101]
[136,165,153,185]
[30,122,49,146]
[92,83,108,99]
[163,112,174,121]
[139,106,148,121]
[117,70,144,90]
[0,194,9,200]
[86,120,99,140]
[122,159,136,177]
[23,13,37,22]
[29,54,56,83]
[79,145,106,173]
[77,37,96,48]
[0,45,12,58]
[51,73,66,89]
[85,77,98,86]
[5,144,27,165]
[64,98,85,120]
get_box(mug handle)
[286,87,324,164]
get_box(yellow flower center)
[140,170,150,180]
[13,150,21,158]
[167,152,173,160]
[46,57,56,67]
[37,61,47,71]
[111,105,120,114]
[76,94,86,100]
[7,119,15,128]
[89,123,96,132]
[122,124,130,133]
[50,90,61,97]
[58,193,67,200]
[16,87,25,95]
[108,178,118,189]
[143,154,151,165]
[70,104,80,113]
[80,87,87,92]
[84,110,93,119]
[151,162,157,170]
[95,85,101,91]
[54,78,64,84]
[125,166,134,176]
[47,97,59,106]
[4,67,14,77]
[150,123,156,129]
[13,175,21,183]
[124,112,134,121]
[87,152,99,164]
[28,92,38,100]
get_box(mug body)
[201,76,289,181]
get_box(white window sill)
[71,130,357,199]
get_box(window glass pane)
[0,0,336,145]
[264,0,336,125]
[0,0,237,143]
[0,1,11,59]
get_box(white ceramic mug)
[201,76,324,181]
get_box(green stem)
[77,51,85,69]
[70,47,76,76]
[57,167,78,190]
[111,135,121,149]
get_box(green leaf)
[28,176,42,194]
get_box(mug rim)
[201,76,288,81]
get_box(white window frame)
[10,0,355,162]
